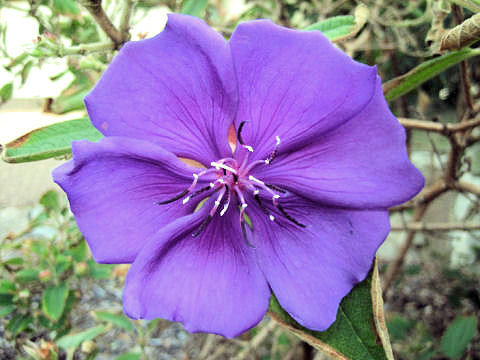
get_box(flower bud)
[74,262,88,276]
[81,340,97,354]
[38,270,52,282]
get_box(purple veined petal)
[248,194,390,331]
[52,136,212,264]
[85,14,237,166]
[123,198,270,338]
[229,19,377,161]
[252,77,424,209]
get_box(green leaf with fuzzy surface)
[305,16,356,40]
[42,283,69,321]
[1,118,102,163]
[269,262,393,360]
[56,325,106,350]
[383,48,480,101]
[441,316,477,359]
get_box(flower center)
[156,122,305,246]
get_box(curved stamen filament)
[253,190,275,221]
[192,187,226,237]
[243,136,281,173]
[265,136,281,165]
[211,161,238,174]
[220,185,230,216]
[276,203,306,228]
[156,189,189,205]
[248,175,280,204]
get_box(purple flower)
[53,14,424,338]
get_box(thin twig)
[398,117,480,134]
[119,0,136,40]
[383,204,429,294]
[391,221,480,231]
[60,41,116,56]
[81,0,125,47]
[456,181,480,197]
[235,321,277,360]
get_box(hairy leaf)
[383,48,480,101]
[305,4,368,42]
[42,283,69,321]
[2,118,102,163]
[269,260,393,360]
[56,325,106,350]
[441,316,477,359]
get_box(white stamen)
[182,196,190,204]
[243,145,254,152]
[273,194,280,199]
[249,175,264,185]
[253,189,259,195]
[241,203,248,209]
[220,204,229,216]
[275,136,281,145]
[269,215,275,221]
[210,161,238,174]
[210,182,215,188]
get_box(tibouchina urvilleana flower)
[53,14,424,338]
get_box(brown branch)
[391,221,480,231]
[456,180,480,196]
[453,4,474,116]
[383,179,450,293]
[383,204,428,294]
[119,0,136,40]
[81,0,125,47]
[398,117,480,133]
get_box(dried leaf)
[441,13,480,51]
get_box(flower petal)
[85,14,237,166]
[229,20,377,161]
[52,137,210,263]
[123,200,270,338]
[249,196,390,331]
[252,78,424,209]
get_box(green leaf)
[94,311,135,332]
[180,0,208,17]
[70,240,88,262]
[4,257,24,266]
[0,82,13,102]
[51,89,90,114]
[305,16,355,40]
[383,48,480,102]
[0,305,15,317]
[1,118,103,163]
[115,353,142,360]
[269,261,393,360]
[0,280,15,293]
[56,325,106,350]
[42,283,69,321]
[0,294,14,306]
[87,260,113,279]
[40,190,60,212]
[52,0,80,14]
[305,5,368,42]
[441,315,477,359]
[387,315,414,341]
[16,269,40,283]
[6,314,32,336]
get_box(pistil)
[156,123,306,242]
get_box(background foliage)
[1,0,480,359]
